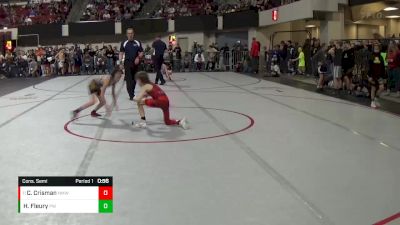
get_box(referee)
[152,35,167,85]
[118,28,144,100]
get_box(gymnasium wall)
[223,10,259,29]
[356,24,381,39]
[387,19,400,38]
[345,24,357,39]
[215,31,249,48]
[121,18,168,34]
[348,0,381,6]
[175,15,218,32]
[13,0,371,48]
[18,23,63,46]
[69,21,115,36]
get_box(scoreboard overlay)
[18,176,113,213]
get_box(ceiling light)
[305,25,316,28]
[384,7,398,11]
[386,15,400,18]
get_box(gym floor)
[0,72,399,225]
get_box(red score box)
[99,186,113,200]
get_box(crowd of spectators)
[170,37,400,109]
[79,0,299,20]
[141,36,400,109]
[0,0,71,27]
[81,0,144,21]
[0,44,120,79]
[265,37,400,108]
[150,0,298,19]
[0,39,252,80]
[140,40,253,73]
[0,0,298,25]
[2,35,400,109]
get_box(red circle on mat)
[64,107,255,144]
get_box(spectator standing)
[174,43,182,59]
[288,41,297,75]
[221,43,230,69]
[332,42,343,91]
[95,50,107,74]
[0,55,5,79]
[316,45,329,90]
[311,39,321,77]
[67,47,75,74]
[342,42,355,93]
[29,58,38,77]
[105,45,115,73]
[18,55,28,77]
[312,43,327,76]
[83,51,93,74]
[194,51,205,71]
[152,35,167,85]
[360,42,371,78]
[292,47,305,75]
[88,45,96,57]
[192,42,200,55]
[113,46,119,61]
[206,46,218,71]
[74,46,83,74]
[270,45,281,76]
[167,44,174,67]
[386,43,400,97]
[369,44,386,108]
[303,39,312,75]
[174,43,182,71]
[43,48,51,76]
[55,49,66,75]
[35,47,46,76]
[279,41,288,73]
[183,52,191,71]
[250,37,261,74]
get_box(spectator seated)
[0,0,71,28]
[151,0,299,19]
[81,0,144,21]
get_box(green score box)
[99,200,113,213]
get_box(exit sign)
[272,9,279,21]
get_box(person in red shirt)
[35,47,46,76]
[386,43,400,97]
[250,37,261,74]
[132,71,189,129]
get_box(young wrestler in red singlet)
[132,71,189,129]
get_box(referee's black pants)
[124,62,138,99]
[154,55,165,84]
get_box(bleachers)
[0,0,71,27]
[81,0,143,21]
[0,0,299,26]
[157,0,299,19]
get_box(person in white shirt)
[103,12,111,20]
[24,17,32,25]
[194,51,205,71]
[113,5,120,13]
